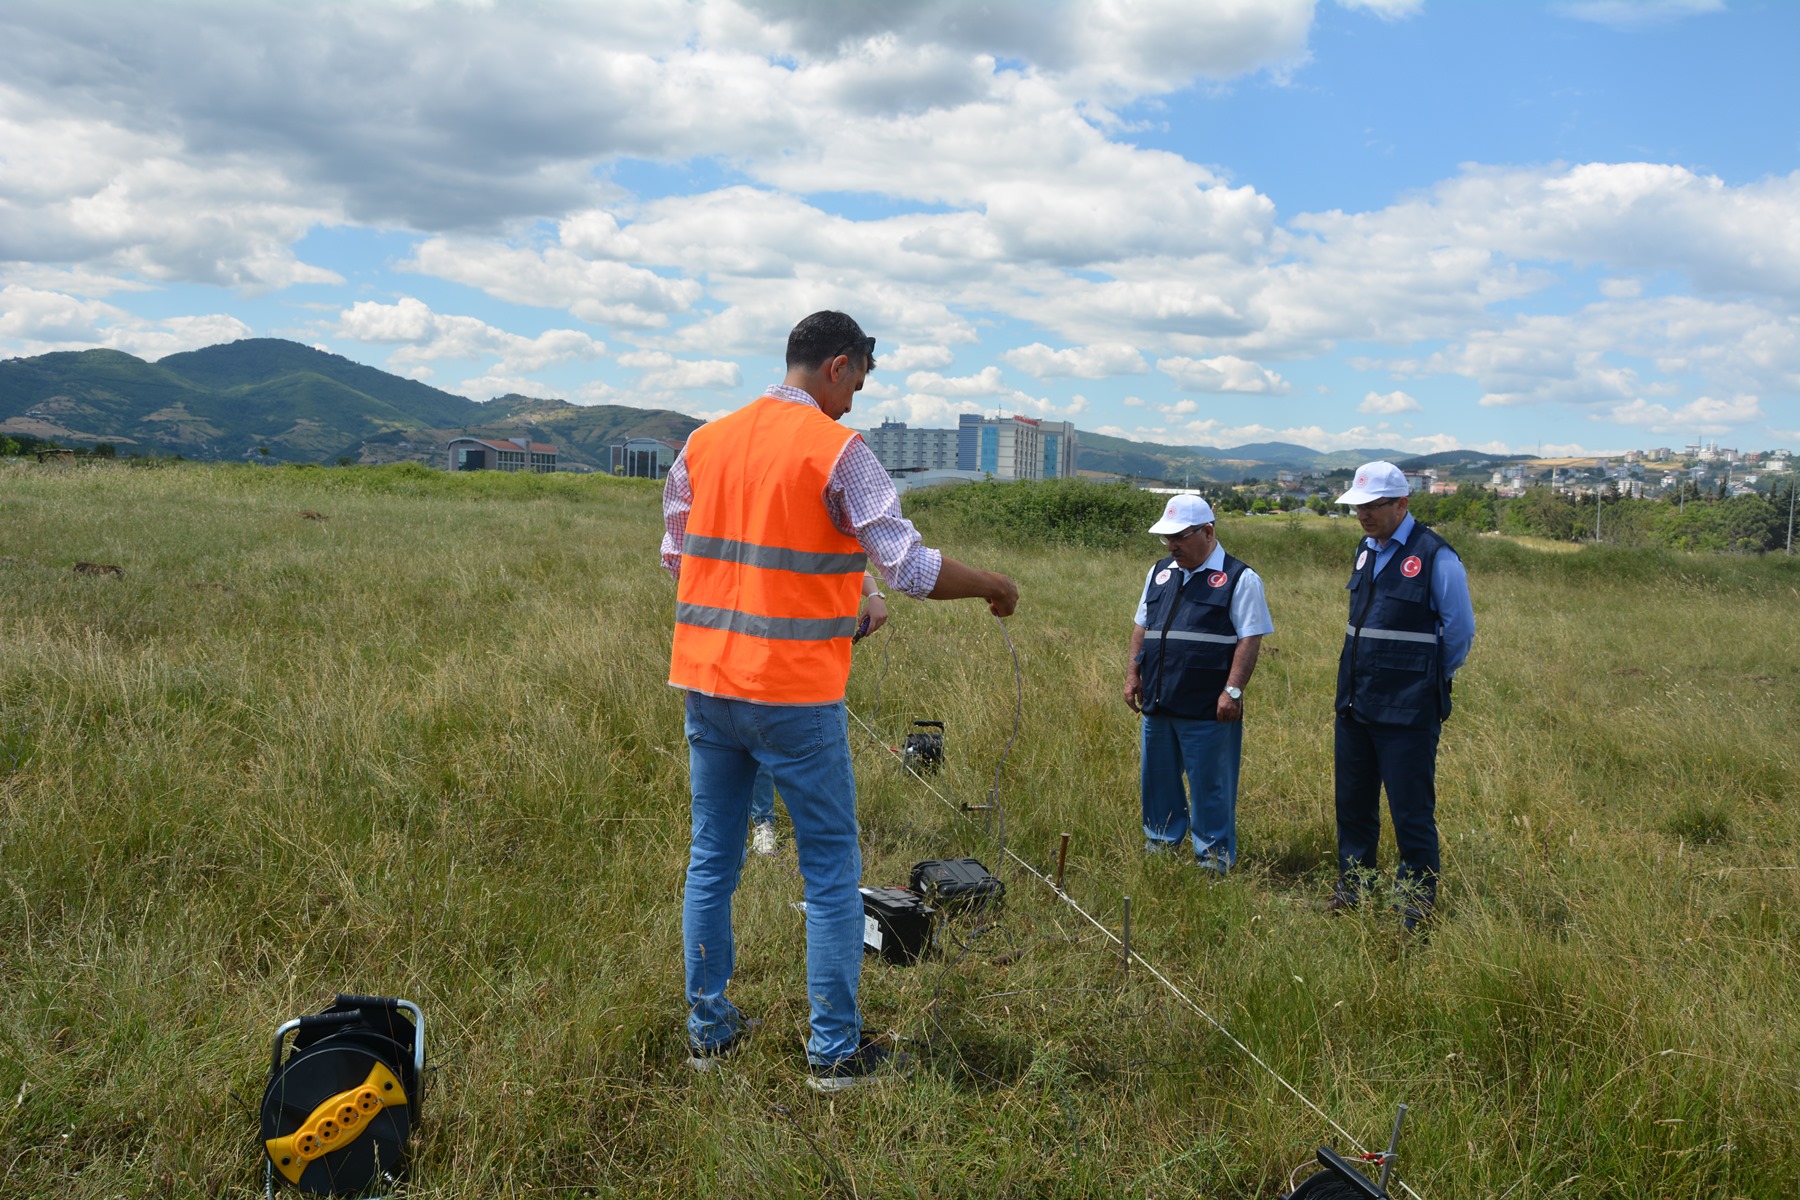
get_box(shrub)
[903,478,1167,549]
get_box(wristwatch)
[1224,685,1243,701]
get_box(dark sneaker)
[1194,855,1230,880]
[687,1018,761,1073]
[1395,900,1433,936]
[806,1035,914,1092]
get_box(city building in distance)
[864,414,1077,483]
[446,436,558,472]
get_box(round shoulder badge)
[1207,570,1228,588]
[1355,549,1369,570]
[1154,568,1173,585]
[1401,555,1423,578]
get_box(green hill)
[0,336,1463,475]
[1074,430,1237,483]
[159,339,483,428]
[1074,430,1411,483]
[0,339,700,468]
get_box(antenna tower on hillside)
[1787,476,1796,555]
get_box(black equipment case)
[910,858,1004,916]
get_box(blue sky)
[2,0,1796,456]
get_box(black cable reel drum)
[901,719,945,774]
[260,995,425,1197]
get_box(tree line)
[0,433,117,458]
[905,475,1800,556]
[1379,480,1796,554]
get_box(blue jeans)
[682,692,863,1064]
[1334,713,1440,908]
[751,766,776,826]
[1140,713,1242,869]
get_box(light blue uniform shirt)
[1364,513,1475,678]
[1133,544,1274,638]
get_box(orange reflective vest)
[669,395,868,704]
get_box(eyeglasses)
[836,336,876,368]
[1160,526,1204,543]
[1352,497,1400,515]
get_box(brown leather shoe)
[1314,888,1360,914]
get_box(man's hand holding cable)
[928,557,1018,618]
[858,582,888,638]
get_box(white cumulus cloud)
[1003,341,1149,379]
[877,344,956,372]
[904,366,1012,396]
[1158,355,1289,394]
[335,297,605,395]
[616,350,742,390]
[0,284,251,359]
[1359,390,1421,414]
[1608,394,1763,435]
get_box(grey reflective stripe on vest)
[1144,630,1240,645]
[678,602,857,641]
[684,534,867,576]
[1347,623,1438,645]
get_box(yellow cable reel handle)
[265,1061,408,1186]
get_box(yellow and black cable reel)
[260,995,425,1198]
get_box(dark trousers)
[1334,712,1441,907]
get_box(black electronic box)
[910,858,1004,916]
[860,887,934,965]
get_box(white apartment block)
[862,421,961,471]
[863,415,1078,481]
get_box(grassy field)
[0,463,1795,1198]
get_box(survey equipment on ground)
[910,857,1004,917]
[1283,1105,1408,1198]
[260,995,425,1197]
[900,719,944,774]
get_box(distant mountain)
[1212,440,1322,467]
[1393,450,1504,470]
[1071,430,1237,483]
[1074,430,1412,483]
[0,339,700,469]
[0,337,1474,477]
[160,339,483,429]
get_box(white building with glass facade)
[863,415,1077,482]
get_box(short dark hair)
[786,310,876,372]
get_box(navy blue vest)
[1335,524,1457,728]
[1136,553,1248,720]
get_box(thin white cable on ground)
[846,701,1426,1200]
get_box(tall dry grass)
[0,463,1794,1197]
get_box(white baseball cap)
[1148,493,1216,535]
[1335,461,1410,505]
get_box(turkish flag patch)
[1401,555,1422,578]
[1208,571,1228,588]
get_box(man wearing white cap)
[1327,462,1475,929]
[1125,494,1273,874]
